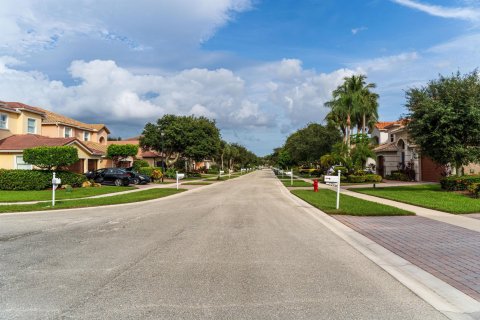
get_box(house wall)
[464,163,480,175]
[0,110,43,140]
[0,153,22,169]
[371,128,389,145]
[377,153,398,176]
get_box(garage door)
[66,159,85,174]
[421,156,444,182]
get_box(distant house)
[105,139,162,168]
[372,121,480,182]
[0,101,109,173]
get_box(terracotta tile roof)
[374,141,398,153]
[141,150,161,158]
[36,107,110,134]
[84,141,108,155]
[0,101,45,116]
[124,135,142,141]
[375,121,402,130]
[0,134,102,156]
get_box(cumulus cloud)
[0,0,253,55]
[351,27,368,35]
[392,0,480,22]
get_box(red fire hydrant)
[313,179,319,192]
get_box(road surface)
[0,170,445,319]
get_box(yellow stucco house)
[0,101,110,173]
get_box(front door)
[377,156,385,177]
[87,159,98,172]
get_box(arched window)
[99,136,105,144]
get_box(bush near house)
[138,167,163,181]
[132,159,150,171]
[468,183,480,198]
[364,174,383,183]
[347,175,366,183]
[107,144,138,167]
[440,175,480,191]
[0,170,87,190]
[23,146,79,170]
[385,171,410,181]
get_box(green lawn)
[354,184,480,214]
[292,189,413,216]
[283,180,312,187]
[0,186,135,202]
[182,182,212,185]
[0,188,185,214]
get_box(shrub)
[187,172,202,178]
[0,170,86,190]
[333,166,347,175]
[468,183,480,198]
[132,159,150,171]
[364,174,382,183]
[138,167,163,180]
[441,175,480,191]
[165,168,177,179]
[23,146,79,170]
[208,167,219,174]
[386,171,410,181]
[347,175,366,183]
[138,167,154,177]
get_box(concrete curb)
[276,177,480,320]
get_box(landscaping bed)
[291,189,413,216]
[0,186,135,202]
[0,188,185,214]
[354,184,480,214]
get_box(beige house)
[372,121,480,182]
[0,101,110,173]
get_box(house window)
[84,131,90,141]
[15,156,32,170]
[64,127,72,138]
[390,134,394,142]
[0,114,7,129]
[27,118,36,134]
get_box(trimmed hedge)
[138,167,163,179]
[364,174,382,183]
[440,175,480,191]
[0,169,87,190]
[348,175,366,183]
[386,171,410,181]
[132,159,150,171]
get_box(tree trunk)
[362,113,366,136]
[221,154,224,170]
[346,113,351,149]
[456,164,463,176]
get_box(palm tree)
[325,74,378,147]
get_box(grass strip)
[182,182,212,185]
[0,186,135,202]
[291,189,413,216]
[283,180,312,187]
[0,188,185,214]
[354,184,480,214]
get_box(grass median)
[182,182,212,185]
[354,184,479,214]
[291,189,413,216]
[282,180,312,187]
[0,188,185,214]
[0,186,136,202]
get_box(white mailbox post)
[324,170,341,209]
[286,169,293,186]
[176,172,185,190]
[51,172,62,207]
[219,170,225,178]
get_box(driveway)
[0,170,445,319]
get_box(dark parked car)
[123,168,151,185]
[85,168,131,186]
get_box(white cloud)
[0,0,253,55]
[351,27,368,35]
[392,0,480,21]
[352,52,420,73]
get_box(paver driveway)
[0,170,445,319]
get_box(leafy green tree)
[107,144,138,167]
[23,146,79,170]
[282,123,341,165]
[351,142,375,169]
[406,71,480,176]
[140,114,221,167]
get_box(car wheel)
[114,179,123,186]
[132,178,140,185]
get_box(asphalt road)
[0,170,446,319]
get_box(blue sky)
[0,0,479,155]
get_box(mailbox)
[176,173,185,180]
[219,170,225,175]
[286,171,293,177]
[52,177,62,185]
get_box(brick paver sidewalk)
[334,215,480,301]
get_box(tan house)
[0,101,110,173]
[372,121,480,182]
[105,139,163,168]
